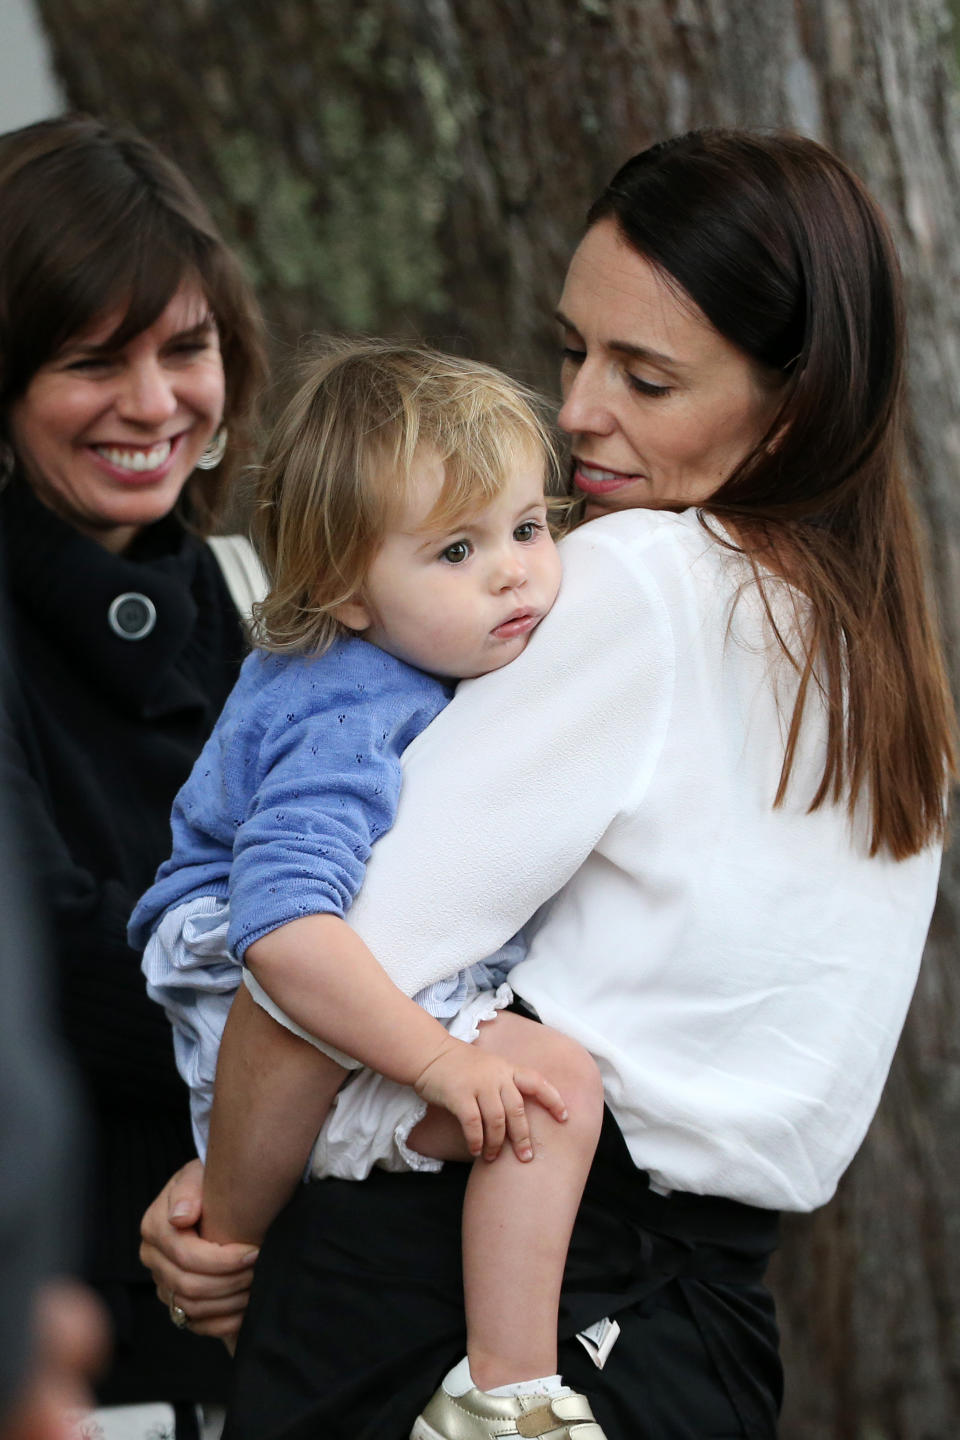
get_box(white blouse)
[348,508,941,1212]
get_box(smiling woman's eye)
[63,355,113,373]
[168,339,210,357]
[561,345,586,366]
[440,539,472,564]
[166,331,218,359]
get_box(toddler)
[130,339,607,1440]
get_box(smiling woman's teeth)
[96,439,172,472]
[579,463,631,482]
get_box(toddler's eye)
[514,521,544,543]
[440,540,471,564]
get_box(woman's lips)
[87,433,184,483]
[573,462,641,496]
[492,610,539,639]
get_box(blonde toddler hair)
[250,336,561,656]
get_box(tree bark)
[31,0,960,1433]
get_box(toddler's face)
[339,445,562,678]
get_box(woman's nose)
[116,361,179,426]
[557,362,615,438]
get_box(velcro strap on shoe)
[515,1394,606,1438]
[516,1405,560,1437]
[550,1395,597,1424]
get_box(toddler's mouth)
[492,609,538,640]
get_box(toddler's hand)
[413,1040,567,1163]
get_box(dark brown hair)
[588,130,954,858]
[0,113,266,532]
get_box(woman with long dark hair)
[142,131,952,1438]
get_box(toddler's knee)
[541,1030,605,1132]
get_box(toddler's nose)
[492,553,527,591]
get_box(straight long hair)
[588,131,954,858]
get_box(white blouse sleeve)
[347,518,678,995]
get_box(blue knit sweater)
[129,638,452,960]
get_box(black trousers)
[225,1110,782,1440]
[93,1278,233,1407]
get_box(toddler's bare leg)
[408,1012,604,1390]
[203,982,347,1246]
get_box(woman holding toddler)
[142,130,952,1439]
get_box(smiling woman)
[0,114,266,1431]
[8,283,225,552]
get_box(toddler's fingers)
[477,1090,507,1163]
[501,1085,534,1163]
[514,1067,568,1124]
[456,1099,485,1159]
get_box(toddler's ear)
[333,597,371,632]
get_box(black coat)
[0,592,78,1422]
[0,475,246,1402]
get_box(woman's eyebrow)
[608,338,687,374]
[57,333,117,359]
[554,308,685,373]
[59,316,217,360]
[59,340,108,359]
[168,316,218,343]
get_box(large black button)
[108,592,157,641]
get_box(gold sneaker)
[410,1384,608,1440]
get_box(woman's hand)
[413,1041,567,1164]
[139,1160,259,1345]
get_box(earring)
[196,425,227,471]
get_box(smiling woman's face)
[7,279,225,552]
[556,220,783,520]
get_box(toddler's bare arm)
[244,914,567,1164]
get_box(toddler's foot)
[410,1383,607,1440]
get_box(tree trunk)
[32,0,960,1432]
